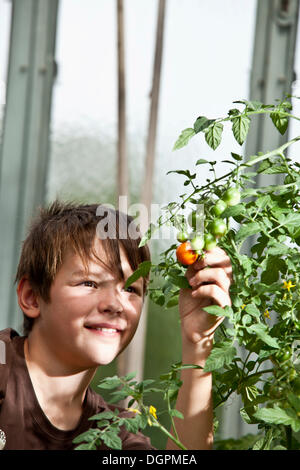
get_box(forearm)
[166,335,214,450]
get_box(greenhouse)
[0,0,300,452]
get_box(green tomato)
[204,233,217,251]
[223,187,241,206]
[276,348,292,363]
[209,219,227,238]
[190,234,205,251]
[288,368,297,382]
[176,230,189,243]
[291,377,300,396]
[212,199,227,217]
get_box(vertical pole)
[116,0,129,205]
[119,0,167,383]
[0,0,59,331]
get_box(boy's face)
[33,239,144,370]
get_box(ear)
[16,277,40,320]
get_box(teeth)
[93,327,117,333]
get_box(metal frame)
[0,0,59,330]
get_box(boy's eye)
[125,286,136,293]
[81,280,97,288]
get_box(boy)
[0,200,232,450]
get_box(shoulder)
[0,329,20,396]
[0,328,20,364]
[0,328,19,343]
[87,389,156,450]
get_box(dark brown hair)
[15,200,151,336]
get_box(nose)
[96,286,124,315]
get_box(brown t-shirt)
[0,328,155,450]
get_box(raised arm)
[166,246,232,450]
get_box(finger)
[188,267,231,293]
[191,283,232,308]
[192,247,233,279]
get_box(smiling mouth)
[84,325,121,335]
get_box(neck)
[24,336,97,429]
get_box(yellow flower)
[282,280,296,292]
[127,407,141,415]
[264,309,270,319]
[149,405,157,420]
[241,304,246,310]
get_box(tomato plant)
[74,97,300,451]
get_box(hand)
[179,246,233,344]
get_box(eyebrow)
[71,269,143,285]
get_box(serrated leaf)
[270,111,288,135]
[101,430,123,450]
[173,128,196,150]
[204,341,236,372]
[124,261,152,288]
[232,115,251,145]
[244,304,260,318]
[88,411,115,421]
[253,406,298,430]
[170,409,184,419]
[205,122,223,150]
[124,417,141,434]
[193,116,215,133]
[248,323,279,348]
[235,222,261,242]
[203,304,232,318]
[221,204,245,219]
[97,377,121,389]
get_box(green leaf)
[196,158,210,165]
[193,116,215,133]
[123,417,141,434]
[124,261,152,288]
[253,406,299,431]
[167,273,190,289]
[203,304,233,318]
[204,341,236,372]
[232,115,251,145]
[244,304,260,318]
[88,411,115,421]
[170,409,184,419]
[248,323,280,349]
[270,111,288,135]
[173,128,196,150]
[101,430,123,450]
[97,376,121,390]
[205,122,223,150]
[221,204,245,219]
[235,222,261,243]
[139,223,157,247]
[166,294,179,308]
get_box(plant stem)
[285,425,292,450]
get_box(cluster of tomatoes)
[176,187,240,266]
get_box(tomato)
[188,211,204,230]
[204,233,217,251]
[276,348,292,363]
[291,377,300,396]
[209,219,227,238]
[190,234,204,251]
[223,187,241,206]
[212,199,227,217]
[288,368,297,382]
[176,241,199,265]
[176,230,189,243]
